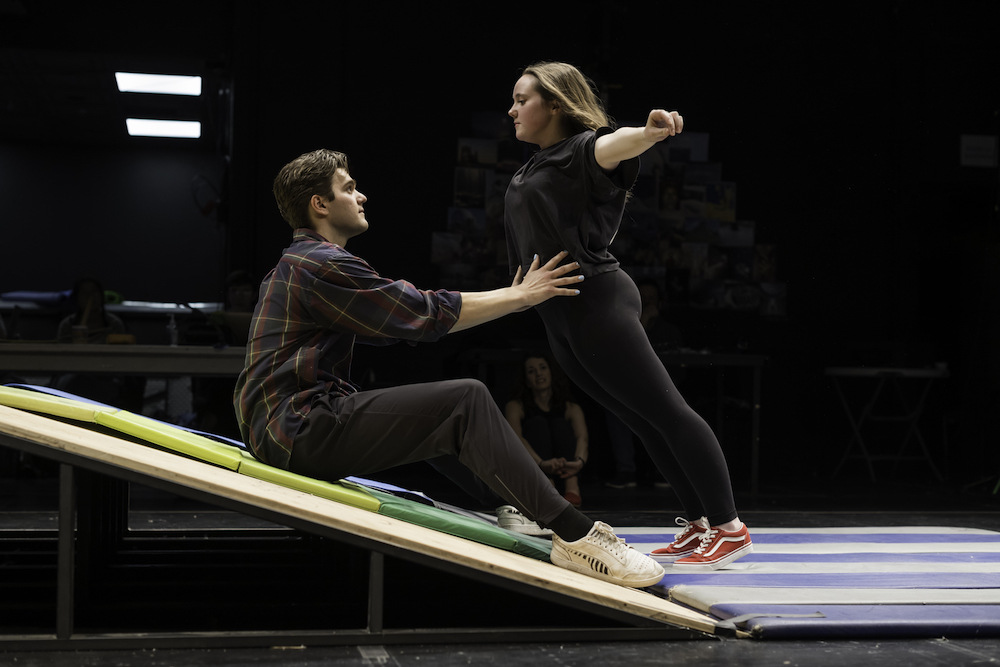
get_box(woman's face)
[524,357,552,392]
[508,75,561,148]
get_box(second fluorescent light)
[126,119,202,138]
[115,72,202,96]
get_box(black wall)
[2,2,998,484]
[0,144,226,300]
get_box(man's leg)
[425,454,506,508]
[287,378,664,588]
[288,378,568,525]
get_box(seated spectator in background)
[53,277,143,412]
[226,269,258,313]
[211,269,258,346]
[56,277,127,344]
[186,270,261,439]
[504,352,589,508]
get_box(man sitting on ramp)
[234,149,663,589]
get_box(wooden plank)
[0,404,718,635]
[0,343,245,376]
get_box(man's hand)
[642,109,684,142]
[450,251,582,332]
[510,251,583,311]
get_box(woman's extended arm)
[594,109,684,171]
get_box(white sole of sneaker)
[501,526,553,537]
[649,551,695,564]
[550,546,665,588]
[672,543,754,571]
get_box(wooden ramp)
[0,404,723,649]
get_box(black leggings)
[535,269,738,525]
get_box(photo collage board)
[431,111,522,293]
[431,118,786,317]
[616,131,786,317]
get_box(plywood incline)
[0,404,718,635]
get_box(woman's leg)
[537,271,737,525]
[544,325,708,517]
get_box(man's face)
[322,168,368,241]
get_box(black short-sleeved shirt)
[504,128,640,278]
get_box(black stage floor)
[2,467,1000,666]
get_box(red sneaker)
[648,517,709,564]
[672,523,753,570]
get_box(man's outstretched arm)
[449,251,582,333]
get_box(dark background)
[2,1,998,490]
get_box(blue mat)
[632,526,1000,639]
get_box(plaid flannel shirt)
[234,228,461,467]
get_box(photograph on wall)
[753,244,778,282]
[636,141,671,176]
[458,235,497,266]
[681,216,721,244]
[431,232,463,264]
[682,162,723,185]
[720,281,762,312]
[760,281,787,317]
[447,207,488,238]
[438,263,480,291]
[457,138,498,167]
[724,245,755,283]
[679,184,707,217]
[666,131,709,163]
[717,221,755,248]
[484,170,511,231]
[704,182,737,222]
[453,167,487,207]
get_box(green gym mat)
[0,384,551,560]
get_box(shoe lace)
[691,528,719,555]
[673,517,697,541]
[592,522,629,559]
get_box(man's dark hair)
[273,149,350,230]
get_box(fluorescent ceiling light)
[125,118,202,138]
[115,72,202,96]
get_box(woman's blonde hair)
[522,61,613,135]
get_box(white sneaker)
[496,505,553,537]
[550,521,665,588]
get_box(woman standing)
[504,352,588,507]
[504,61,751,570]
